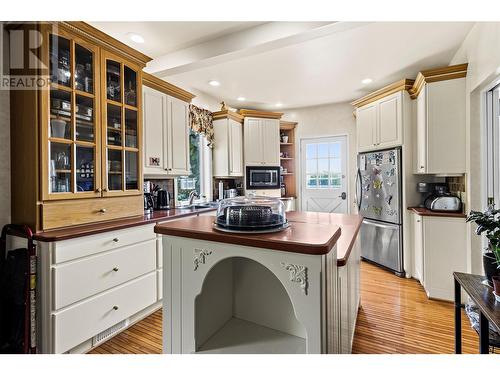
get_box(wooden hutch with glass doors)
[10,22,152,231]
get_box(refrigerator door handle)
[363,218,397,229]
[355,168,362,210]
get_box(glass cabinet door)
[102,52,141,196]
[45,32,100,199]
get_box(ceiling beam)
[145,22,371,77]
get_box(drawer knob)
[99,208,107,213]
[113,305,119,311]
[113,267,119,272]
[112,238,119,243]
[95,188,102,193]
[103,188,109,192]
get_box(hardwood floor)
[89,260,479,354]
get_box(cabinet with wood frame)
[10,22,152,231]
[279,121,297,198]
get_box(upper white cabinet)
[213,112,244,177]
[142,76,194,177]
[243,117,280,166]
[355,91,403,152]
[414,77,466,174]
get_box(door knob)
[112,267,119,272]
[99,208,107,213]
[339,192,347,200]
[112,238,119,243]
[112,306,119,311]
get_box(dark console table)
[454,272,500,354]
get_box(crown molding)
[280,120,298,130]
[238,109,284,119]
[351,79,415,108]
[212,110,244,123]
[142,72,195,103]
[409,63,468,99]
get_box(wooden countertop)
[407,207,467,219]
[286,212,363,266]
[154,212,362,261]
[33,207,217,242]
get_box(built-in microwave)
[246,166,281,189]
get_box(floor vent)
[92,319,129,346]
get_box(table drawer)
[53,239,156,310]
[52,272,156,353]
[53,224,156,264]
[42,196,143,230]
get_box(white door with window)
[301,136,348,213]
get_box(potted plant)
[467,205,500,284]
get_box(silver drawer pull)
[112,305,119,311]
[113,267,119,272]
[112,238,119,243]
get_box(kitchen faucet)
[188,190,200,205]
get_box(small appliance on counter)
[156,189,171,210]
[417,182,462,212]
[224,188,238,199]
[143,182,154,214]
[214,196,289,234]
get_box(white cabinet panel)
[416,88,427,173]
[213,118,243,177]
[262,119,280,165]
[167,96,190,175]
[378,93,402,147]
[244,118,280,166]
[356,104,376,151]
[53,239,156,310]
[52,272,156,353]
[229,120,243,175]
[412,213,424,284]
[244,118,263,165]
[143,86,167,175]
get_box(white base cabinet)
[411,213,467,301]
[33,224,162,353]
[162,236,339,354]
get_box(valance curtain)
[189,104,214,147]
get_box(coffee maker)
[143,182,154,214]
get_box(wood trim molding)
[142,72,195,103]
[409,63,468,99]
[238,109,284,119]
[59,22,153,67]
[279,120,297,130]
[351,79,415,108]
[212,110,244,123]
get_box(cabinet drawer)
[52,272,156,353]
[53,224,156,264]
[42,196,143,230]
[53,239,156,310]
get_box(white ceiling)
[91,22,474,110]
[89,21,265,58]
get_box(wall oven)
[246,166,281,189]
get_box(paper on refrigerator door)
[360,155,366,171]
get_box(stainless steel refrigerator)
[356,147,404,276]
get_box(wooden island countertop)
[154,211,363,264]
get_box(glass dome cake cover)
[215,195,288,233]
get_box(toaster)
[424,195,462,212]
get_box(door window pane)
[318,159,329,175]
[307,175,317,188]
[107,104,122,146]
[125,109,137,148]
[306,144,317,159]
[108,149,122,191]
[124,66,137,107]
[49,142,71,193]
[317,143,329,158]
[306,159,317,174]
[76,95,94,142]
[106,60,121,102]
[75,44,93,93]
[49,35,71,87]
[76,145,94,192]
[50,89,71,139]
[125,151,138,190]
[329,142,340,158]
[305,140,343,190]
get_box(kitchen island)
[154,211,362,354]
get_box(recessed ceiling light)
[275,103,283,108]
[361,78,373,84]
[208,80,220,87]
[127,33,145,44]
[237,97,246,101]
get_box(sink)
[177,203,218,210]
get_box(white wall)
[282,102,356,212]
[450,22,500,274]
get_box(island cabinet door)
[162,236,327,354]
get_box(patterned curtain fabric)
[189,104,214,147]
